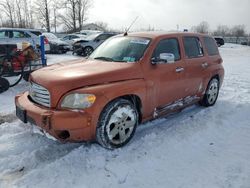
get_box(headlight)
[61,93,96,109]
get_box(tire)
[83,46,93,57]
[23,73,30,82]
[96,98,138,149]
[200,78,220,107]
[0,77,10,93]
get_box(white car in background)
[0,28,50,52]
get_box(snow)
[1,44,250,188]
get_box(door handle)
[201,62,208,68]
[176,67,184,73]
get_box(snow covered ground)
[0,44,250,188]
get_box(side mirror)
[95,39,100,42]
[151,53,175,65]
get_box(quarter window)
[153,38,181,61]
[203,37,219,56]
[183,37,203,58]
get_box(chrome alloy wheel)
[206,79,219,105]
[106,105,137,145]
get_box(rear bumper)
[15,92,94,142]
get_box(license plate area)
[16,105,27,123]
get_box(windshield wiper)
[94,56,114,62]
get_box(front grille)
[29,82,51,107]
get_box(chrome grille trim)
[29,82,51,107]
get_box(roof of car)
[0,27,44,32]
[124,31,210,39]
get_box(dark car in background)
[61,34,86,47]
[214,37,225,47]
[43,33,70,54]
[72,32,118,56]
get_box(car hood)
[30,59,143,106]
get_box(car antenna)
[124,16,139,36]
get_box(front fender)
[59,79,147,138]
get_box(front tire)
[200,78,220,107]
[83,46,93,57]
[96,99,138,149]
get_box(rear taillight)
[44,37,49,44]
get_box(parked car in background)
[15,32,224,149]
[214,37,225,47]
[61,34,86,49]
[0,28,50,52]
[80,30,102,36]
[43,33,70,54]
[72,32,117,56]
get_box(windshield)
[89,36,150,62]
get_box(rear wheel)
[0,77,10,93]
[200,78,220,107]
[96,99,138,149]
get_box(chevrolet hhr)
[15,32,224,149]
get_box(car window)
[203,37,219,56]
[0,31,8,39]
[183,37,203,58]
[63,36,70,40]
[30,31,42,36]
[153,38,181,61]
[70,35,79,39]
[90,37,150,62]
[12,31,30,38]
[96,34,112,41]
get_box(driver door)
[145,38,186,110]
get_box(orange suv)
[15,32,224,149]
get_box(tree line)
[0,0,92,33]
[191,21,249,37]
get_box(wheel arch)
[101,94,143,124]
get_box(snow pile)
[0,44,250,188]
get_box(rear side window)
[153,38,181,61]
[203,37,219,56]
[183,37,203,58]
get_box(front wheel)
[200,78,220,107]
[83,47,93,57]
[96,99,138,149]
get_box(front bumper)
[15,92,94,142]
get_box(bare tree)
[35,0,51,32]
[191,21,210,34]
[59,0,91,32]
[0,0,16,27]
[95,21,108,31]
[231,25,246,43]
[77,0,91,30]
[214,25,230,37]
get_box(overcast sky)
[88,0,250,32]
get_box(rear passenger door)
[183,36,207,97]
